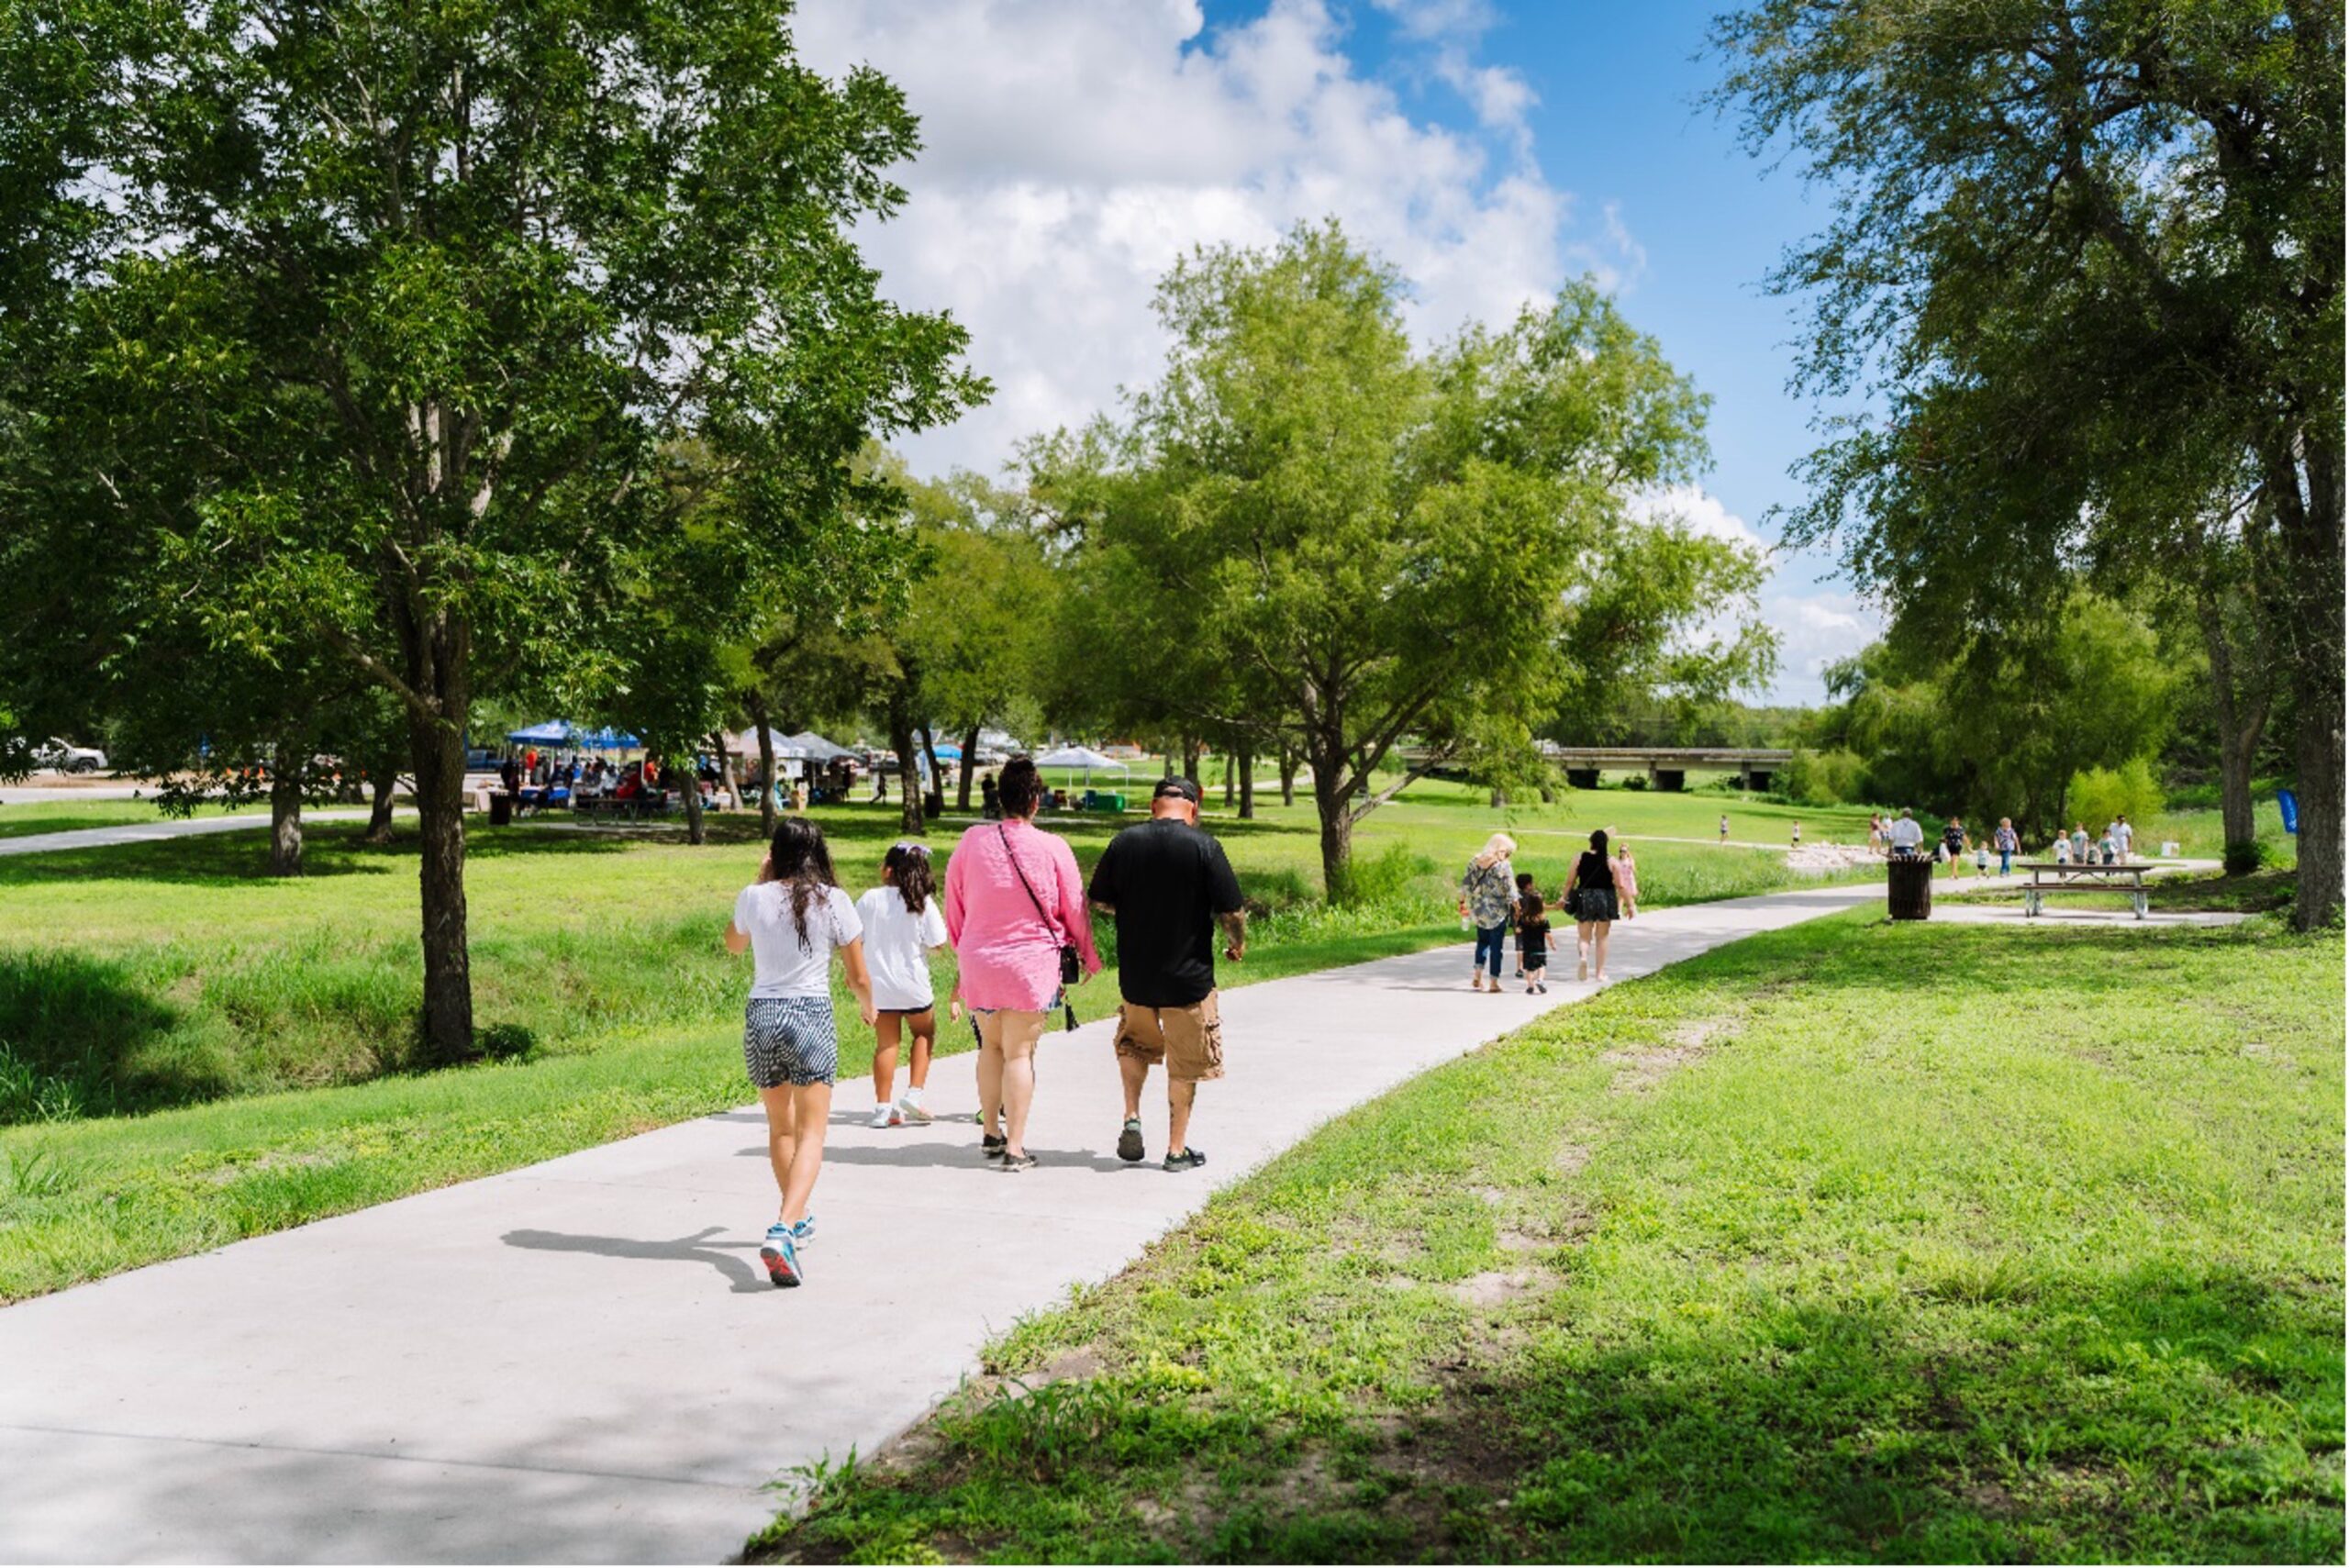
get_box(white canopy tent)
[1034,745,1128,789]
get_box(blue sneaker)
[759,1224,803,1288]
[790,1214,816,1248]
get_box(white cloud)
[1631,485,1770,554]
[792,0,1608,477]
[1759,584,1882,706]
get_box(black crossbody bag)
[1000,825,1082,1031]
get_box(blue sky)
[796,0,1877,703]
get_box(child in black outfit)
[1511,872,1536,976]
[1516,891,1551,995]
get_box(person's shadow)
[501,1225,771,1295]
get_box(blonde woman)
[1457,832,1518,994]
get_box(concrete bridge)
[1540,745,1791,792]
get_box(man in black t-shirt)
[1087,776,1246,1173]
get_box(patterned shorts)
[742,996,839,1088]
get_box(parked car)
[33,738,108,773]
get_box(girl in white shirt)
[724,819,874,1289]
[855,841,956,1129]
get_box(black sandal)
[981,1132,1008,1160]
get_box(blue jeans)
[1473,922,1508,977]
[1998,849,2012,875]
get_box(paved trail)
[0,809,371,857]
[0,881,1888,1563]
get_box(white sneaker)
[868,1104,902,1129]
[896,1094,933,1125]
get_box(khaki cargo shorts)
[1114,993,1226,1084]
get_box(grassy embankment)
[0,797,271,840]
[751,910,2344,1564]
[0,779,1872,1299]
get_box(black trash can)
[1887,854,1932,920]
[488,791,514,827]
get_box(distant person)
[2099,824,2120,864]
[1458,834,1519,994]
[1515,890,1552,995]
[1719,813,1730,845]
[1511,872,1536,975]
[1866,813,1884,855]
[1887,807,1925,857]
[1570,829,1623,983]
[980,771,1001,820]
[499,756,521,794]
[1941,816,1968,877]
[943,757,1102,1173]
[724,818,875,1289]
[1087,777,1246,1173]
[791,777,810,814]
[1612,842,1640,918]
[2054,829,2073,865]
[857,841,952,1129]
[2070,823,2090,863]
[1994,817,2019,876]
[872,768,887,803]
[1791,820,1802,848]
[2116,814,2134,860]
[1973,840,1990,877]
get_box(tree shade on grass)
[750,912,2343,1564]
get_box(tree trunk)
[745,695,778,840]
[716,731,740,818]
[2199,595,2268,862]
[2272,434,2344,929]
[1221,751,1235,807]
[407,714,475,1065]
[1237,743,1255,820]
[890,692,925,836]
[364,773,397,844]
[920,728,944,817]
[1312,759,1353,903]
[680,752,706,845]
[956,724,980,812]
[1182,735,1201,788]
[1279,748,1297,807]
[268,741,305,876]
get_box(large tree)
[1033,223,1710,898]
[0,0,982,1057]
[1713,0,2343,927]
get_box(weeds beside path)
[753,912,2344,1564]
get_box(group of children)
[1503,845,1641,994]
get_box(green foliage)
[1778,745,1867,807]
[1710,0,2343,929]
[2067,759,2165,833]
[1035,221,1712,895]
[2224,839,2270,878]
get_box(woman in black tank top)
[1570,828,1621,983]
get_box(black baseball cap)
[1152,777,1201,804]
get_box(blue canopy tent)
[578,728,640,751]
[507,720,574,745]
[932,743,963,762]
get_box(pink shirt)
[943,819,1103,1011]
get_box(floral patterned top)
[1461,857,1517,928]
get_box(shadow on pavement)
[501,1225,771,1295]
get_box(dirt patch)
[1600,1041,1709,1095]
[1556,1142,1591,1174]
[1451,1269,1545,1307]
[1469,1184,1507,1207]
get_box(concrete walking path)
[0,879,1887,1563]
[0,809,370,858]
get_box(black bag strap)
[997,825,1063,943]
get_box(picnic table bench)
[572,792,674,822]
[2016,861,2151,918]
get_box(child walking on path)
[856,841,953,1129]
[1612,842,1640,918]
[1516,891,1552,994]
[724,819,874,1289]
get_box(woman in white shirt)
[725,819,874,1288]
[856,842,954,1129]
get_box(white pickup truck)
[32,738,109,773]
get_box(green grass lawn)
[0,779,1868,1300]
[751,912,2344,1565]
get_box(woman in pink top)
[942,758,1101,1172]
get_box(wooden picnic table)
[2015,860,2151,918]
